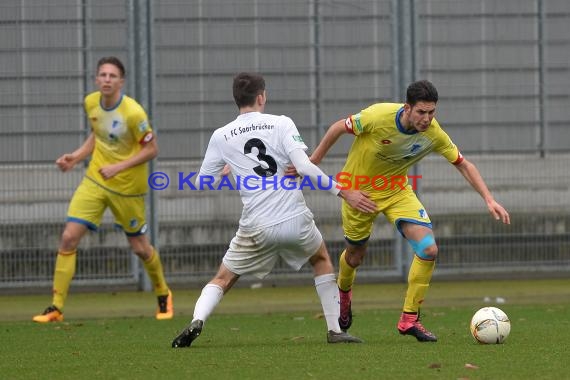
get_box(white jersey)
[197,111,311,230]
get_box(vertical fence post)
[80,0,92,152]
[391,0,417,282]
[537,0,547,157]
[312,0,323,140]
[128,0,155,291]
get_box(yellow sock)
[52,249,77,310]
[337,250,356,292]
[403,255,435,312]
[143,247,169,296]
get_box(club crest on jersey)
[112,120,121,129]
[129,218,138,228]
[411,144,422,153]
[138,120,149,132]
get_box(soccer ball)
[470,306,511,344]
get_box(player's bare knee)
[59,230,80,251]
[423,244,438,259]
[345,247,366,268]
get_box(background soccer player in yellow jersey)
[288,80,510,342]
[33,57,173,322]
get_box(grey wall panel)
[0,26,21,49]
[25,78,82,106]
[18,0,82,20]
[90,26,128,48]
[20,51,81,73]
[202,23,255,45]
[22,24,82,48]
[257,48,312,72]
[89,2,127,19]
[25,108,83,133]
[257,22,311,45]
[0,0,567,160]
[548,125,570,151]
[0,80,22,107]
[155,23,200,46]
[155,49,201,73]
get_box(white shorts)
[222,211,323,279]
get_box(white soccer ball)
[470,306,511,344]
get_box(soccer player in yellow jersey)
[292,80,510,341]
[33,57,173,322]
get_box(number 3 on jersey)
[244,138,277,177]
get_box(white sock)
[192,283,224,323]
[314,273,341,333]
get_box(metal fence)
[1,0,569,290]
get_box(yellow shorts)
[66,178,148,236]
[342,185,432,244]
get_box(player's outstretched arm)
[454,158,510,224]
[310,119,348,164]
[56,133,95,172]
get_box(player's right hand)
[339,190,378,214]
[55,153,76,172]
[284,164,298,177]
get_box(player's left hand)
[99,164,123,180]
[487,200,510,224]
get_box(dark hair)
[96,56,126,77]
[406,80,438,106]
[232,72,265,108]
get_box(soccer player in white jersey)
[172,72,377,347]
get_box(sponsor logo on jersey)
[353,113,363,134]
[292,135,304,142]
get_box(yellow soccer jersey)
[84,92,154,195]
[340,103,463,199]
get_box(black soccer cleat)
[172,319,204,348]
